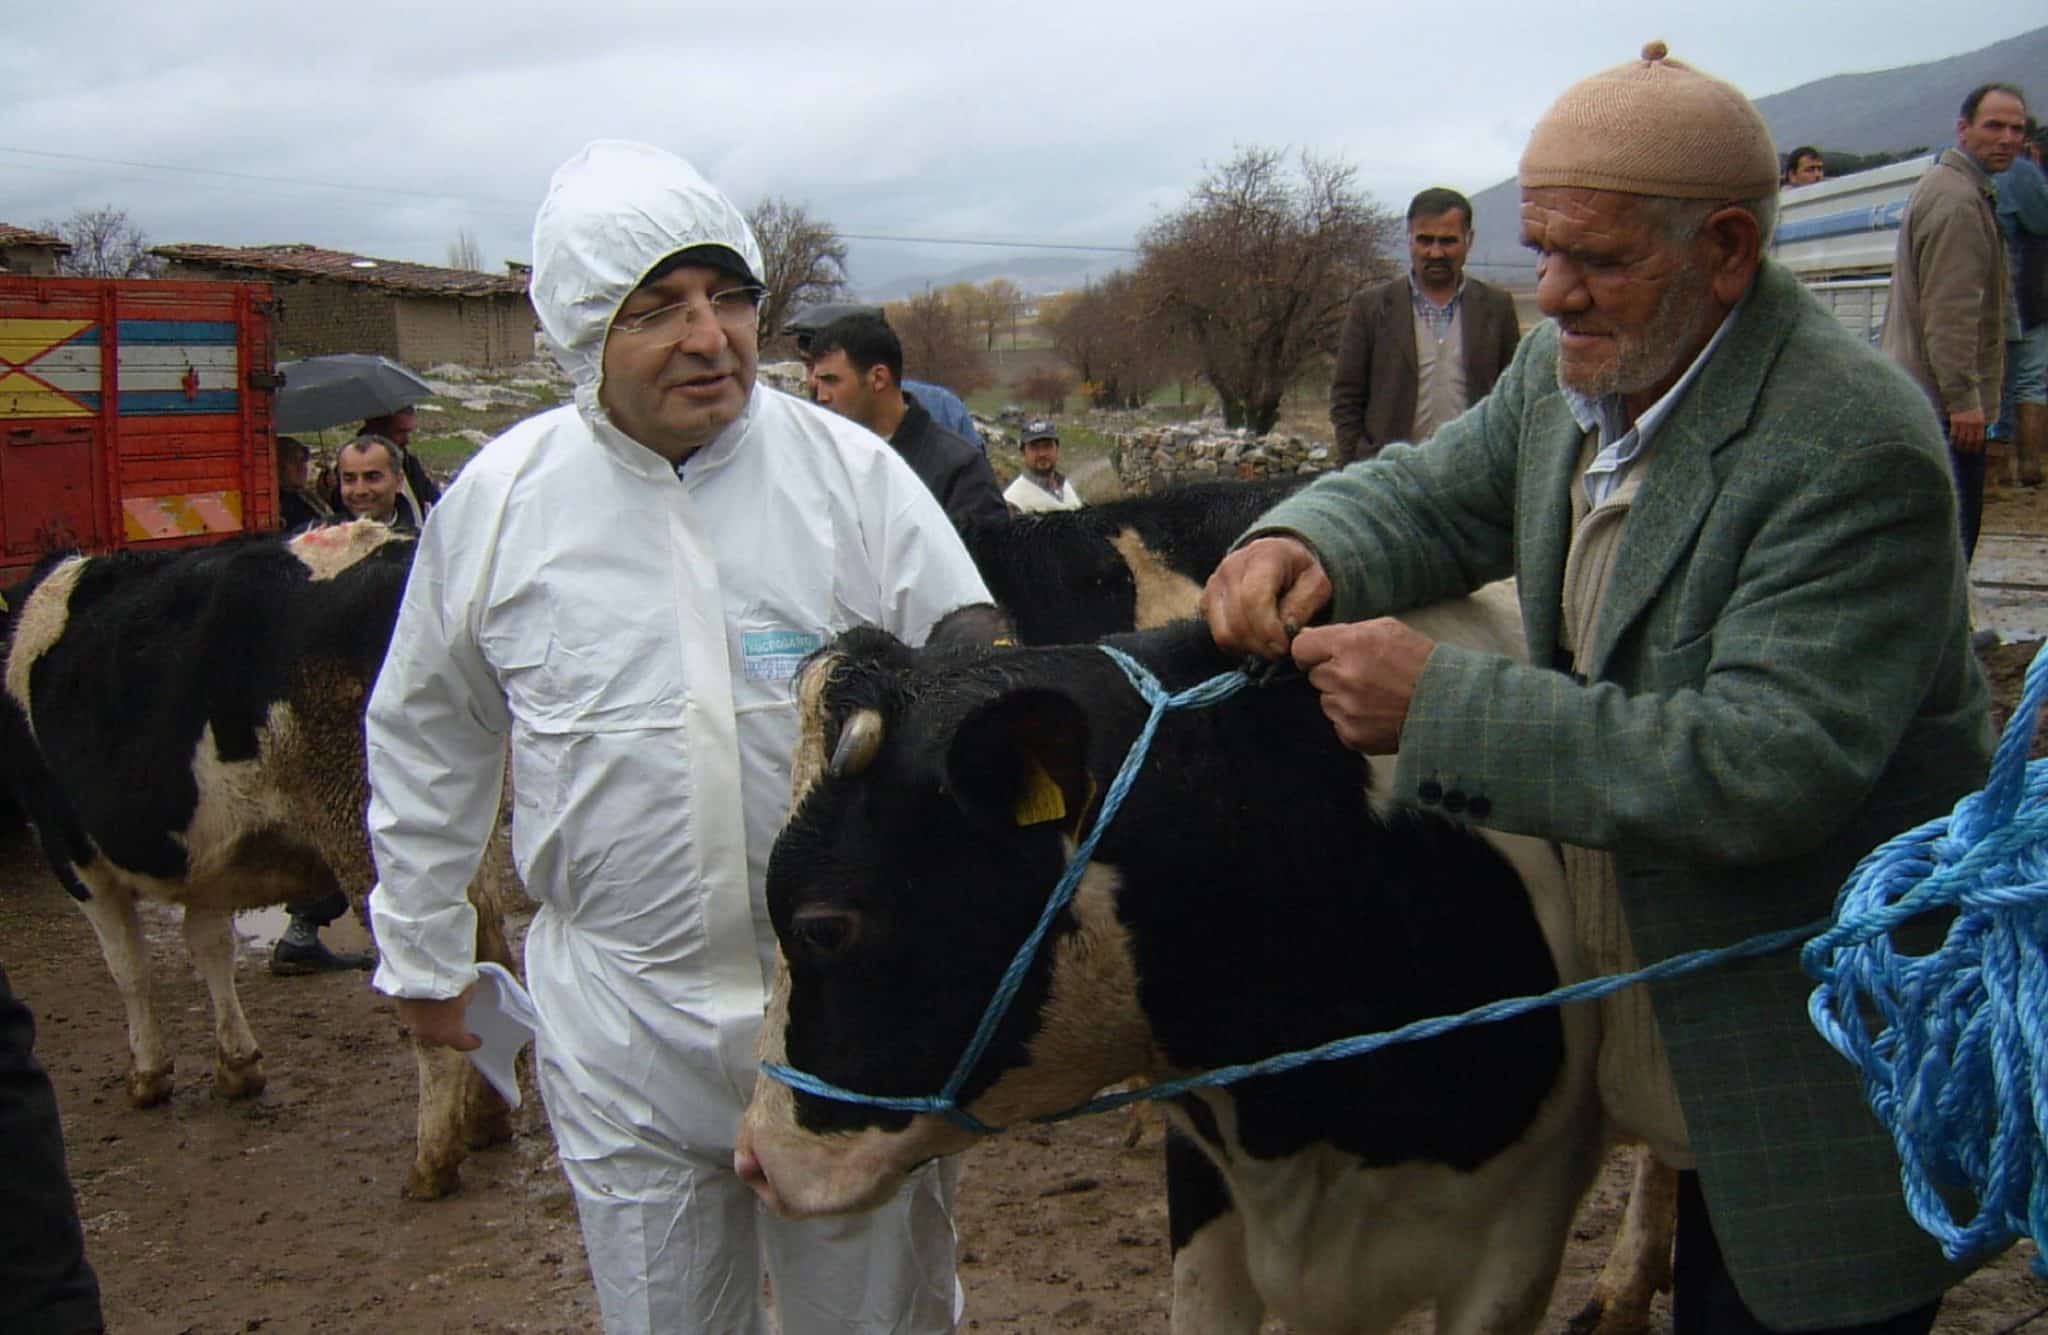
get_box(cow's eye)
[789,906,861,959]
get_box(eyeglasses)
[611,285,768,342]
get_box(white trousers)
[547,1097,961,1335]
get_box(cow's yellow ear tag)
[1014,757,1068,827]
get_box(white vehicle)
[1770,155,1933,344]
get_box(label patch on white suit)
[742,628,825,682]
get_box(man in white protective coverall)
[364,140,989,1335]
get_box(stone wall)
[154,268,403,361]
[0,243,64,275]
[155,264,533,369]
[1113,424,1337,493]
[395,292,535,369]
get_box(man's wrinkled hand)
[396,987,481,1052]
[1291,618,1437,754]
[1202,537,1334,660]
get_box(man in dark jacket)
[1329,187,1522,462]
[810,313,1007,538]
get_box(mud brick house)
[151,243,534,369]
[0,224,73,275]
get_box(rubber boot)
[2017,402,2047,487]
[270,915,375,975]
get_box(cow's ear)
[942,688,1094,838]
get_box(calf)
[0,520,514,1199]
[738,618,1604,1334]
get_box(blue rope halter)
[762,644,1250,1133]
[764,639,2048,1274]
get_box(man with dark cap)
[1206,42,1992,1334]
[368,140,985,1335]
[1002,418,1083,512]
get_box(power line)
[0,145,1140,255]
[0,145,532,208]
[840,231,1135,254]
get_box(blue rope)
[764,646,1826,1127]
[1805,644,2048,1274]
[767,640,2048,1276]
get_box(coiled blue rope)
[768,640,2048,1274]
[1805,643,2048,1274]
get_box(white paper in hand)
[464,962,540,1109]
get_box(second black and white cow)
[966,475,1310,646]
[0,520,516,1199]
[738,617,1604,1335]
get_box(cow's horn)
[827,709,884,778]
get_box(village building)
[151,243,534,369]
[0,224,73,275]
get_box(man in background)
[275,435,334,532]
[1003,418,1084,513]
[810,312,1008,538]
[1883,82,2027,564]
[332,436,418,529]
[1329,187,1521,462]
[1782,145,1826,187]
[783,301,985,450]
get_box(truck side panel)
[0,277,277,584]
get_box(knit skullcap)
[1520,41,1780,199]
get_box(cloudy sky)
[7,2,2042,293]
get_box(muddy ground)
[12,480,2048,1333]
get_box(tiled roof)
[150,243,528,297]
[0,223,72,251]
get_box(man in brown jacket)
[1328,187,1521,462]
[1881,82,2028,563]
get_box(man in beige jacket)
[1881,82,2029,563]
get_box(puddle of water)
[234,903,374,956]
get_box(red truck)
[0,274,281,586]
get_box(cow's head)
[738,629,1157,1217]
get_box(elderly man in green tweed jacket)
[1206,43,1995,1335]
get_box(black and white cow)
[738,616,1605,1335]
[0,520,515,1199]
[965,475,1311,646]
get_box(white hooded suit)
[366,141,989,1334]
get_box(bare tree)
[45,206,164,278]
[446,228,484,272]
[1042,270,1190,410]
[1138,146,1398,434]
[976,278,1024,351]
[884,290,991,393]
[746,197,850,347]
[1014,366,1075,415]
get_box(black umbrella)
[276,355,435,434]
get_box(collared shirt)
[1409,273,1466,343]
[1566,294,1746,506]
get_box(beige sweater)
[1560,433,1693,1166]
